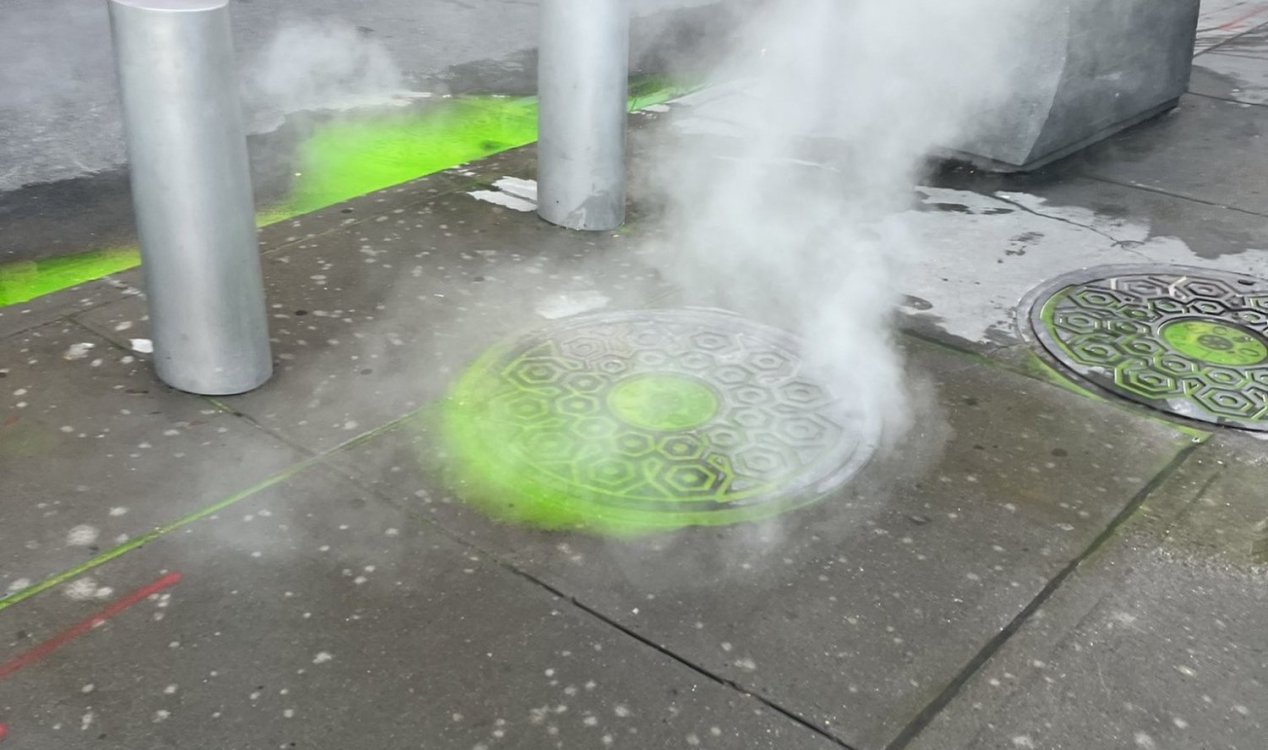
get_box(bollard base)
[155,362,274,398]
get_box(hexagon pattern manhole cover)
[441,309,878,534]
[1028,265,1268,430]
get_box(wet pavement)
[2,3,1268,749]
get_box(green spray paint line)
[0,459,315,614]
[0,394,442,615]
[0,81,696,309]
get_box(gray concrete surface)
[2,2,1267,749]
[908,432,1268,750]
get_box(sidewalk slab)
[907,432,1268,750]
[1192,22,1268,105]
[0,278,130,340]
[327,341,1195,749]
[1194,1,1268,53]
[1070,94,1268,217]
[0,463,835,750]
[0,321,304,601]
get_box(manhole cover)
[441,309,878,534]
[1027,265,1268,430]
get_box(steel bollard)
[107,0,272,395]
[537,0,631,231]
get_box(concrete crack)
[990,193,1151,260]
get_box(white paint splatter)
[6,578,31,595]
[493,176,538,202]
[64,577,104,601]
[468,189,536,212]
[313,651,333,664]
[64,342,95,360]
[66,525,100,546]
[109,507,129,517]
[130,338,154,354]
[535,291,610,320]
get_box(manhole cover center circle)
[607,374,719,431]
[1159,319,1268,366]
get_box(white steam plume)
[242,18,412,124]
[644,0,1040,441]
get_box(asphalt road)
[0,0,720,193]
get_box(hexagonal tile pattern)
[441,309,879,532]
[1029,265,1268,430]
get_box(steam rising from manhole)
[440,309,880,535]
[1026,265,1268,431]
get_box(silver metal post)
[107,0,272,395]
[537,0,630,231]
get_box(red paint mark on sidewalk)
[0,721,8,741]
[1218,5,1268,31]
[0,572,182,682]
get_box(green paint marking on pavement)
[0,248,140,308]
[0,459,316,614]
[0,81,695,309]
[286,96,538,214]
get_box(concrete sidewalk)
[2,5,1267,750]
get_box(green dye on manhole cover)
[440,309,878,535]
[1159,319,1268,366]
[607,374,720,431]
[1027,265,1268,430]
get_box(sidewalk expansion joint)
[315,451,860,750]
[1187,90,1268,112]
[882,441,1204,750]
[503,565,862,750]
[1082,173,1268,220]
